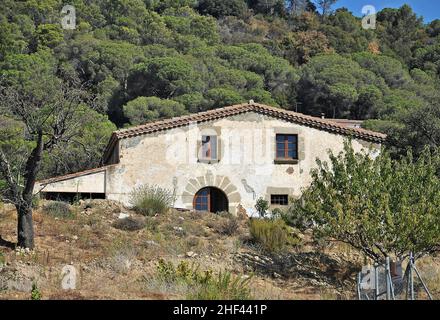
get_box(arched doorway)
[193,187,229,213]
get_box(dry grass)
[415,256,440,299]
[2,200,438,300]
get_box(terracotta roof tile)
[103,103,386,161]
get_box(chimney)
[321,113,325,119]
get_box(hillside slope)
[1,199,368,300]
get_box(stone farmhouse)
[34,102,386,216]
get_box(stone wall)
[105,112,379,215]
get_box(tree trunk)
[17,205,34,249]
[17,130,43,249]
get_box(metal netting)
[358,258,432,300]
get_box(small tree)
[255,197,269,218]
[0,51,90,249]
[315,0,338,16]
[287,141,440,262]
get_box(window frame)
[194,188,210,211]
[275,134,298,161]
[270,194,289,206]
[200,135,218,161]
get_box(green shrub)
[129,184,174,216]
[157,259,178,282]
[282,205,313,231]
[190,271,252,300]
[155,259,252,300]
[157,259,212,284]
[249,218,295,253]
[255,197,269,217]
[31,283,41,300]
[271,207,285,218]
[43,201,73,219]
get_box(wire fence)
[357,254,432,300]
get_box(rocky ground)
[0,200,439,300]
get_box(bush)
[155,259,252,300]
[288,143,440,262]
[156,259,211,284]
[190,271,251,300]
[282,206,313,231]
[254,197,269,217]
[43,201,73,219]
[31,283,41,300]
[129,184,174,216]
[112,217,146,231]
[218,217,240,236]
[249,218,295,253]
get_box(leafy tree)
[173,93,209,113]
[298,54,386,118]
[243,88,278,106]
[128,56,201,99]
[62,37,146,87]
[282,30,332,65]
[427,19,440,38]
[148,0,198,13]
[0,51,91,249]
[286,0,309,16]
[216,44,299,106]
[197,0,247,18]
[0,20,29,59]
[247,0,286,16]
[351,52,411,89]
[315,0,338,16]
[376,5,425,64]
[39,107,116,178]
[206,88,244,109]
[319,9,373,53]
[412,44,440,79]
[387,101,440,156]
[123,96,187,125]
[255,197,269,217]
[287,142,440,262]
[35,24,64,49]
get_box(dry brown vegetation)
[0,199,439,300]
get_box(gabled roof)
[103,102,386,162]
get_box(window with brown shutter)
[276,134,298,160]
[201,135,218,160]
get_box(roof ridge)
[114,102,386,138]
[114,103,251,135]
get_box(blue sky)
[333,0,439,23]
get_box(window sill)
[270,204,289,208]
[198,159,220,164]
[274,159,299,165]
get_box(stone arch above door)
[181,171,241,214]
